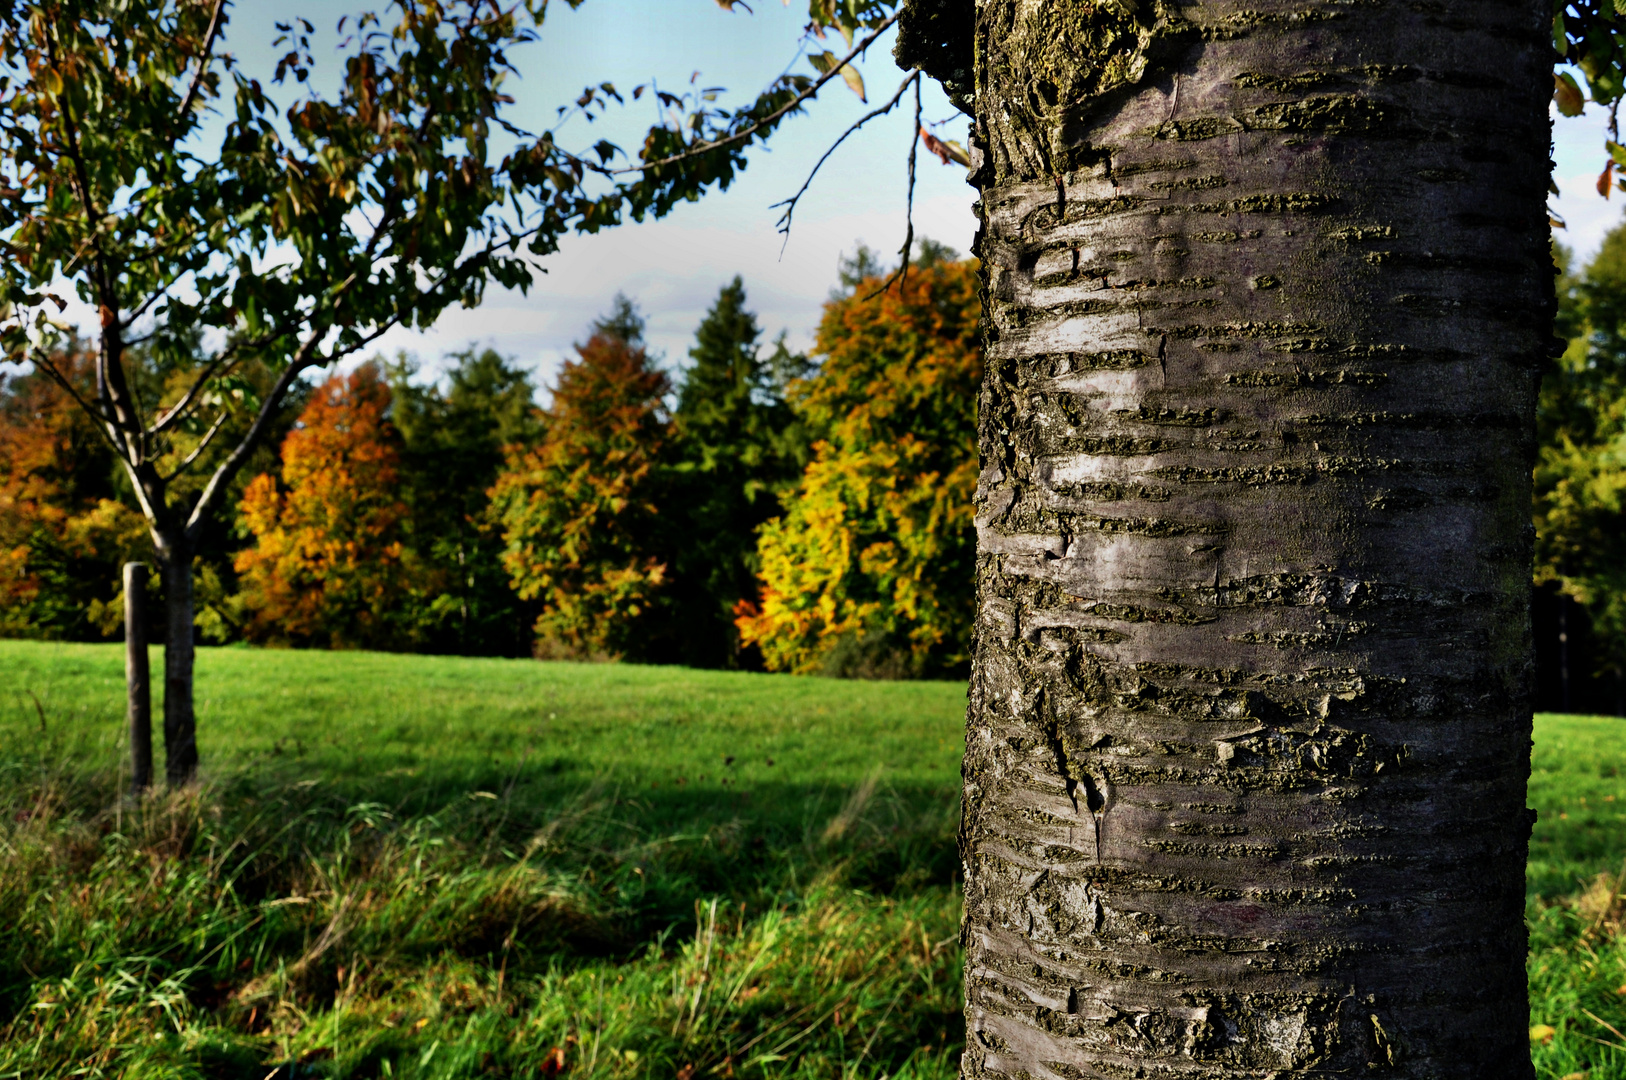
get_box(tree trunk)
[962,2,1546,1077]
[123,562,153,792]
[160,551,198,785]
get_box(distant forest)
[7,223,1626,700]
[0,241,979,678]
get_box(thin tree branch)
[608,12,899,176]
[175,0,226,124]
[864,75,921,302]
[773,69,919,252]
[160,408,229,483]
[184,325,328,541]
[29,351,118,433]
[148,349,244,437]
[45,22,147,460]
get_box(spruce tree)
[392,349,542,657]
[670,277,805,668]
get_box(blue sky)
[66,4,1626,390]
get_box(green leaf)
[808,51,838,77]
[1607,141,1626,168]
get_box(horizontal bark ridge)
[965,1,1548,1077]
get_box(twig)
[1584,1007,1626,1045]
[175,0,227,122]
[773,70,920,253]
[160,408,230,482]
[610,12,899,176]
[862,75,922,302]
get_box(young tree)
[738,250,979,677]
[0,0,897,784]
[392,348,542,657]
[235,362,423,650]
[492,299,672,660]
[669,277,805,668]
[901,2,1555,1074]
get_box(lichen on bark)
[976,0,1195,181]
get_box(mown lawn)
[1,640,1624,1079]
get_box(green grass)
[2,641,1626,1078]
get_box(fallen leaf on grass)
[1531,1024,1557,1044]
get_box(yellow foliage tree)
[737,254,980,677]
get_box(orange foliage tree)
[0,348,148,638]
[737,253,981,677]
[492,303,673,660]
[235,363,426,649]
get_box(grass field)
[1,641,1624,1079]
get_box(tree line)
[0,244,979,678]
[12,223,1626,695]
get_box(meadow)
[0,641,1623,1079]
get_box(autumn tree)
[667,277,807,668]
[739,248,979,678]
[235,363,424,650]
[492,299,672,660]
[0,0,899,783]
[0,346,147,638]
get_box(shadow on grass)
[0,740,964,1080]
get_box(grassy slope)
[2,641,1625,1077]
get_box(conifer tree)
[392,348,542,656]
[669,278,805,668]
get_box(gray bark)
[960,1,1547,1076]
[122,561,152,792]
[159,550,197,785]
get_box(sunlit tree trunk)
[959,1,1547,1075]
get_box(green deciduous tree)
[1537,233,1626,684]
[738,249,979,678]
[668,277,807,669]
[0,0,898,783]
[492,299,672,660]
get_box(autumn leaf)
[919,126,970,167]
[1600,159,1615,199]
[1556,71,1586,117]
[841,64,866,102]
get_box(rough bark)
[961,1,1548,1077]
[122,561,152,792]
[159,549,198,785]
